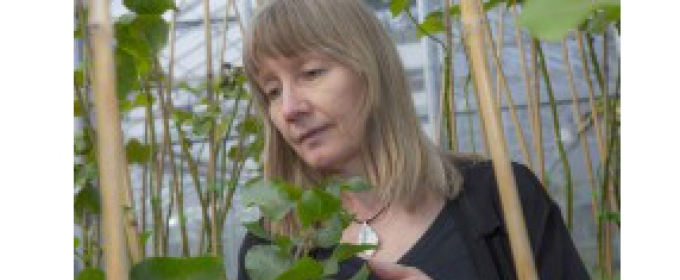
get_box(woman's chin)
[302,152,341,172]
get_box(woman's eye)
[304,68,326,78]
[266,88,281,99]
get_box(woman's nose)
[280,86,310,122]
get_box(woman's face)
[257,52,367,176]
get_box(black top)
[238,158,590,280]
[238,198,478,280]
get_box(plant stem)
[463,74,477,154]
[536,42,574,230]
[442,0,456,151]
[404,7,447,50]
[219,99,254,229]
[529,39,546,185]
[562,36,599,230]
[216,93,244,225]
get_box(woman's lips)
[298,125,329,144]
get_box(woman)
[237,0,589,279]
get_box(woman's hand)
[368,260,432,280]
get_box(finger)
[368,260,420,279]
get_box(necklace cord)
[352,203,390,224]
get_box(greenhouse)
[70,0,625,279]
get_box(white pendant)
[357,221,379,257]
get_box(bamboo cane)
[143,81,164,257]
[479,4,532,167]
[562,37,599,229]
[459,1,538,279]
[118,130,143,263]
[218,0,236,80]
[78,0,142,264]
[201,0,220,257]
[576,32,605,160]
[510,2,537,169]
[460,36,490,155]
[495,6,504,103]
[162,3,191,257]
[88,0,129,277]
[140,115,149,258]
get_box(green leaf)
[173,109,193,126]
[241,183,295,221]
[75,69,84,88]
[600,211,620,224]
[125,138,151,164]
[245,245,292,280]
[417,11,445,38]
[331,243,378,262]
[139,231,153,248]
[75,237,80,249]
[130,257,227,280]
[313,214,344,248]
[276,257,324,280]
[519,0,620,41]
[124,0,177,15]
[348,264,370,280]
[114,14,169,78]
[227,146,244,161]
[274,235,295,254]
[176,80,205,96]
[130,15,170,56]
[76,268,105,280]
[74,186,100,221]
[133,92,155,107]
[74,27,83,39]
[115,47,139,99]
[323,259,339,277]
[239,116,262,134]
[75,161,98,187]
[74,99,83,117]
[243,220,271,240]
[297,189,342,228]
[248,135,265,159]
[74,133,92,157]
[119,98,134,112]
[482,0,503,11]
[390,0,411,17]
[114,16,151,75]
[417,1,500,38]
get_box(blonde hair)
[242,0,465,236]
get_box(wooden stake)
[88,0,129,278]
[459,0,538,279]
[201,0,219,257]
